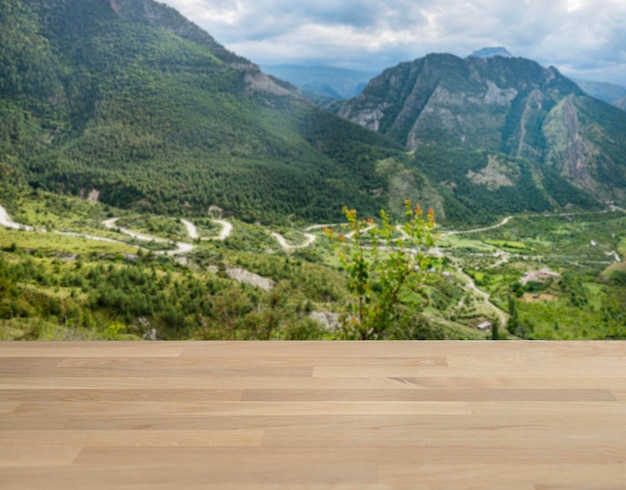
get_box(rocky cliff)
[339,53,626,202]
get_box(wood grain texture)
[1,341,625,489]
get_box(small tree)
[325,201,436,340]
[491,318,500,340]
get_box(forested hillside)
[0,0,401,223]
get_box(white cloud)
[160,0,626,84]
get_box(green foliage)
[0,0,400,224]
[2,190,626,341]
[411,146,561,223]
[560,272,588,307]
[327,201,436,339]
[104,321,125,340]
[610,271,626,287]
[468,210,626,340]
[0,246,331,340]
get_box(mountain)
[261,65,379,100]
[572,79,626,105]
[0,0,400,223]
[470,47,513,59]
[615,95,626,111]
[3,1,624,228]
[338,53,626,206]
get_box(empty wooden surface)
[1,341,626,489]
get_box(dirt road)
[102,218,193,256]
[0,205,33,231]
[272,231,316,250]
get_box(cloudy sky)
[160,0,626,84]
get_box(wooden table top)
[1,341,625,489]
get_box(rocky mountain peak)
[470,47,513,59]
[338,52,626,203]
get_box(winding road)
[271,231,316,249]
[181,219,198,240]
[1,202,517,255]
[451,259,509,330]
[180,219,232,242]
[1,204,233,256]
[102,218,193,255]
[0,205,33,231]
[211,220,233,241]
[441,216,512,236]
[102,217,234,255]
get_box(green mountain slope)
[4,1,622,227]
[339,53,626,205]
[0,0,401,223]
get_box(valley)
[1,192,625,341]
[1,0,625,342]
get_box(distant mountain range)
[1,1,625,225]
[572,79,626,105]
[261,65,378,100]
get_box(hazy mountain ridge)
[339,53,626,203]
[261,65,379,100]
[572,78,626,106]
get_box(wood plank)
[378,464,626,489]
[12,400,471,417]
[0,342,185,358]
[61,414,475,431]
[5,374,626,390]
[0,401,21,414]
[0,364,313,377]
[0,429,264,448]
[609,389,626,401]
[0,447,81,467]
[313,364,626,378]
[0,388,243,402]
[0,358,65,374]
[57,355,446,367]
[72,446,626,466]
[469,401,626,416]
[178,340,602,359]
[51,358,314,377]
[241,388,616,402]
[263,425,626,449]
[48,412,626,432]
[0,465,381,489]
[2,340,626,489]
[370,376,626,390]
[0,414,71,430]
